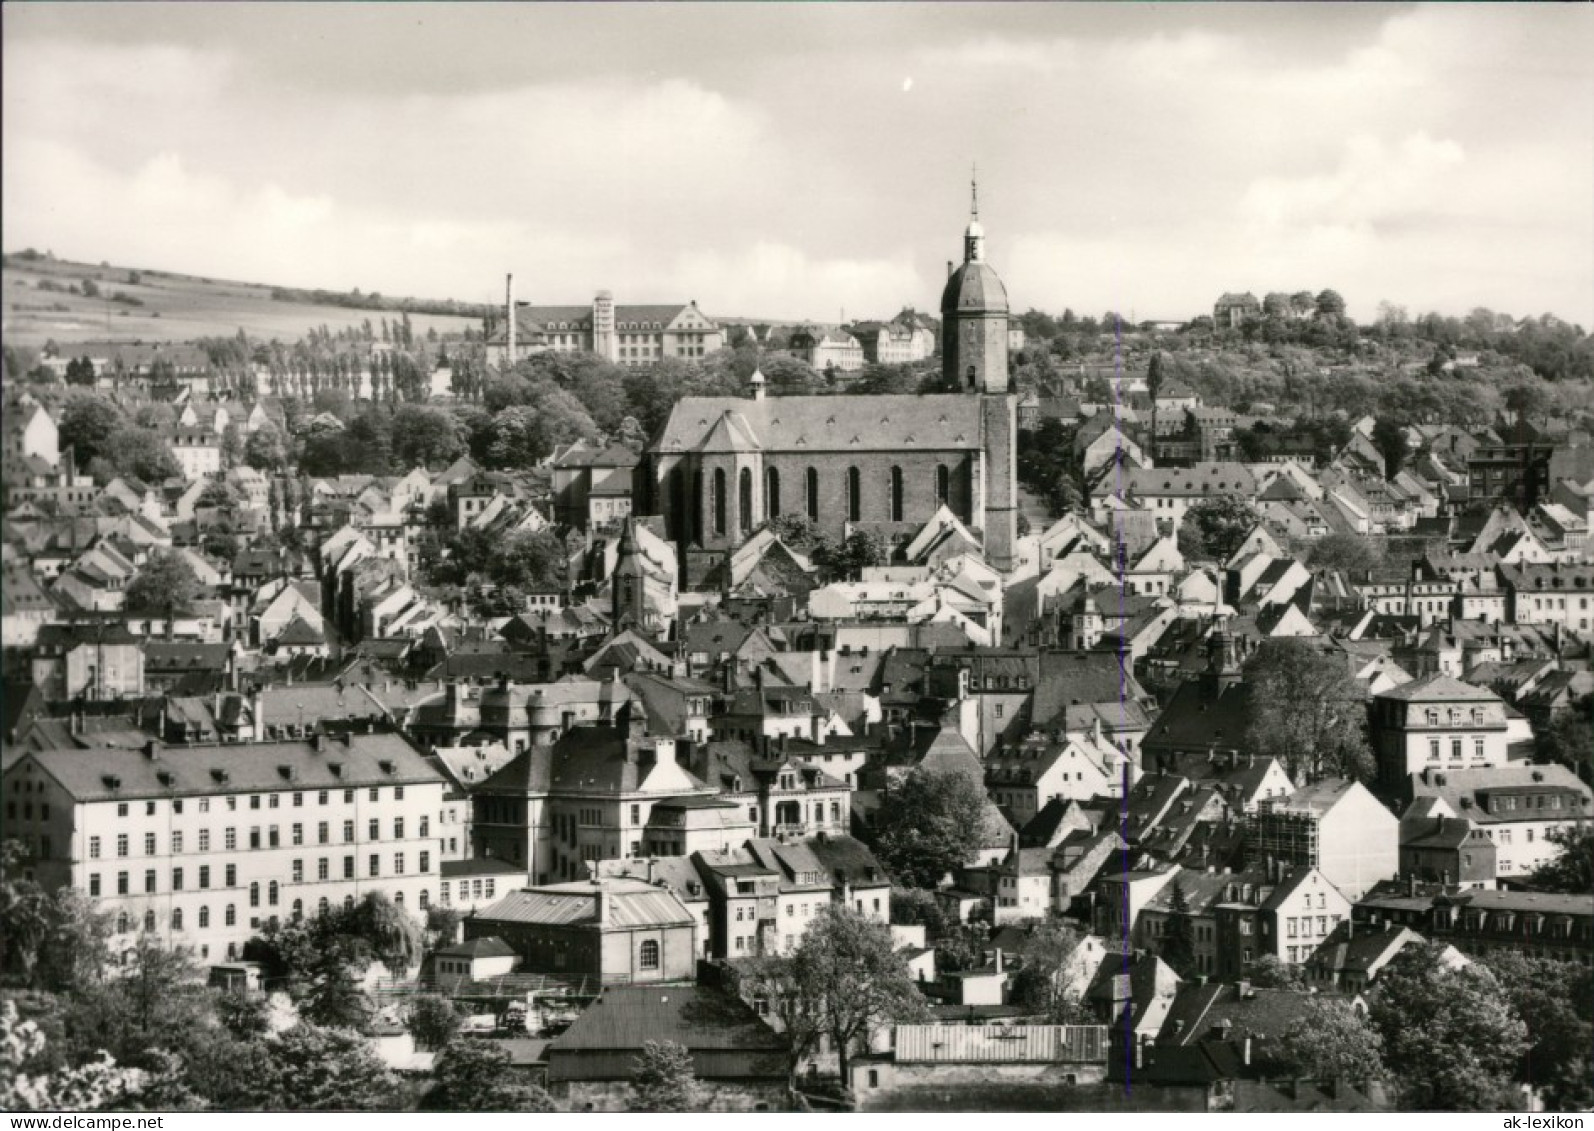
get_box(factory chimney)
[506,273,516,366]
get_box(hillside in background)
[0,252,484,348]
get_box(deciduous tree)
[1368,943,1527,1111]
[871,764,990,889]
[1243,638,1374,782]
[629,1040,704,1113]
[789,905,930,1089]
[1278,997,1384,1082]
[425,1039,557,1112]
[125,551,201,618]
[1177,495,1260,561]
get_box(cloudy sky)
[4,3,1591,326]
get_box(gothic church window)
[890,466,904,522]
[712,469,727,536]
[739,468,754,533]
[806,468,819,521]
[766,468,781,518]
[847,468,862,522]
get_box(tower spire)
[971,163,979,220]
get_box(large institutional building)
[641,189,1018,585]
[485,281,726,369]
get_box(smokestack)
[506,273,516,365]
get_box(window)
[846,467,861,522]
[268,794,279,810]
[250,882,260,907]
[117,872,129,895]
[89,836,101,859]
[172,908,183,931]
[369,854,380,878]
[394,853,406,875]
[1451,739,1463,760]
[144,910,156,932]
[226,828,237,851]
[146,802,156,817]
[225,864,236,887]
[172,867,184,891]
[766,467,781,518]
[198,830,210,852]
[344,856,355,879]
[369,819,380,841]
[291,860,304,883]
[805,467,819,521]
[369,788,380,803]
[739,467,754,533]
[395,786,404,801]
[268,826,279,849]
[145,870,156,894]
[225,905,236,927]
[251,796,261,810]
[419,851,430,873]
[199,865,210,889]
[318,857,329,880]
[394,818,405,840]
[293,791,303,808]
[344,790,354,804]
[249,828,261,850]
[1474,738,1485,760]
[318,822,329,845]
[419,816,429,837]
[118,803,129,818]
[889,465,903,522]
[639,939,660,970]
[89,873,101,896]
[712,468,727,536]
[268,881,279,907]
[343,820,355,843]
[318,790,329,805]
[199,906,210,929]
[117,834,129,857]
[936,465,950,506]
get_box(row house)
[1356,883,1593,967]
[1499,562,1594,638]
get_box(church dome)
[940,259,1009,316]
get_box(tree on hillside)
[57,395,124,466]
[1370,418,1410,480]
[1480,951,1593,1111]
[1306,532,1382,574]
[264,1024,395,1111]
[244,424,289,472]
[1528,823,1594,895]
[1243,954,1311,990]
[1011,918,1089,1022]
[1158,879,1196,976]
[1315,289,1347,321]
[789,906,930,1088]
[871,763,990,889]
[1243,638,1373,782]
[1368,943,1527,1111]
[629,1040,704,1113]
[125,551,200,618]
[486,529,568,592]
[425,1039,557,1112]
[1278,997,1385,1082]
[1177,495,1260,561]
[391,404,465,470]
[1146,351,1165,400]
[405,995,463,1052]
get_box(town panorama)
[2,3,1592,1120]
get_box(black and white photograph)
[1,1,1591,1117]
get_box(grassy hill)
[0,253,483,349]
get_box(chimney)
[946,260,954,278]
[505,273,516,365]
[311,732,325,753]
[142,740,160,760]
[1243,1037,1252,1066]
[994,948,1004,974]
[595,881,610,926]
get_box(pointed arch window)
[712,468,727,536]
[936,465,950,507]
[806,467,819,521]
[889,466,904,522]
[739,467,754,533]
[766,467,781,519]
[847,468,862,522]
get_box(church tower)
[941,172,1017,571]
[940,171,1010,394]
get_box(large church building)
[641,193,1018,586]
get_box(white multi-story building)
[4,733,449,962]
